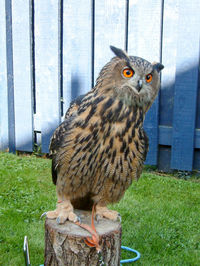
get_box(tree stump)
[44,210,121,266]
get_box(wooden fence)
[0,0,199,171]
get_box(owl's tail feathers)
[75,204,101,251]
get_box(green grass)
[0,152,199,265]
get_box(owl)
[45,46,164,224]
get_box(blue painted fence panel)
[128,0,163,165]
[197,82,200,129]
[12,0,34,152]
[62,0,93,113]
[5,0,15,153]
[94,0,126,81]
[160,0,179,127]
[34,0,60,153]
[170,0,200,170]
[0,0,200,171]
[0,0,9,151]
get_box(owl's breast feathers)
[49,91,149,199]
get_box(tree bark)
[44,210,121,266]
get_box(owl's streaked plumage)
[46,46,164,223]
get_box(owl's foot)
[95,205,121,222]
[43,200,79,224]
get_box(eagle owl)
[46,46,164,224]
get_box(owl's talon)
[76,216,82,224]
[117,213,122,223]
[56,216,67,224]
[40,212,47,219]
[95,214,102,223]
[56,217,60,224]
[44,200,78,224]
[95,205,120,222]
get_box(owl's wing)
[64,94,86,120]
[49,116,75,185]
[136,128,149,179]
[49,93,87,185]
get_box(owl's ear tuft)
[110,46,130,62]
[152,62,164,73]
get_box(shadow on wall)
[71,73,81,102]
[160,64,200,128]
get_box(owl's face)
[96,46,164,111]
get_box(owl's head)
[96,46,164,111]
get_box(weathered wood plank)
[5,0,16,153]
[128,0,163,165]
[34,0,60,153]
[171,0,200,171]
[94,0,126,82]
[0,0,9,151]
[62,0,92,114]
[12,0,34,152]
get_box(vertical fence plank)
[94,0,126,82]
[196,78,200,129]
[157,0,179,171]
[12,0,33,152]
[128,0,163,62]
[62,0,92,114]
[34,0,60,153]
[5,0,16,153]
[128,0,163,165]
[171,0,200,171]
[160,0,179,127]
[0,0,9,150]
[194,71,200,171]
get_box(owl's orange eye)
[145,73,153,83]
[122,68,134,78]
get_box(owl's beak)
[136,80,143,92]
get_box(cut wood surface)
[44,210,121,266]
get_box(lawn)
[0,152,199,265]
